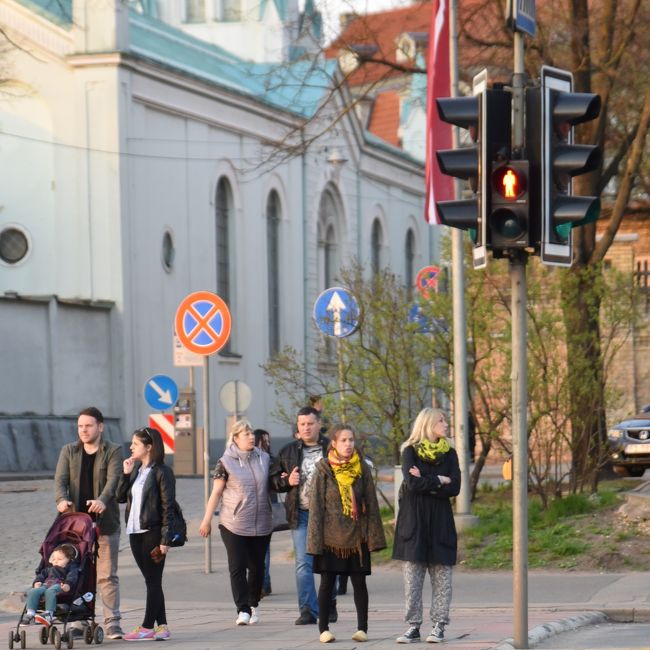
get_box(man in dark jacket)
[54,407,124,639]
[270,406,330,625]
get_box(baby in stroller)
[22,544,80,627]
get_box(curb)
[489,611,607,649]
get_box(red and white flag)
[424,0,453,225]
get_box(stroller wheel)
[19,631,26,650]
[49,627,57,644]
[8,629,14,649]
[52,628,61,650]
[83,627,92,645]
[65,632,73,650]
[39,626,49,645]
[92,627,103,645]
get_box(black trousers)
[129,528,166,629]
[219,525,271,614]
[318,572,368,633]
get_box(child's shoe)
[20,612,35,625]
[34,612,53,627]
[154,625,170,640]
[123,626,155,641]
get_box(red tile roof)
[367,90,402,147]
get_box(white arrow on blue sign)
[144,374,179,411]
[313,287,360,338]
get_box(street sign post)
[313,287,360,338]
[174,290,232,576]
[143,374,179,411]
[219,380,252,418]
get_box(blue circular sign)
[313,287,360,338]
[143,374,179,411]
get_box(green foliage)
[458,485,625,569]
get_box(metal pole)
[449,0,471,519]
[337,337,346,423]
[511,29,528,649]
[203,355,212,574]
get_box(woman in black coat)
[392,408,460,644]
[116,427,176,642]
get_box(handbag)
[271,501,289,532]
[167,500,187,547]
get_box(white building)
[0,0,435,469]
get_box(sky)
[314,0,416,43]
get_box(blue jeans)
[291,509,318,617]
[26,584,62,613]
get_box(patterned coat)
[306,456,386,558]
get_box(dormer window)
[338,44,378,74]
[396,31,428,63]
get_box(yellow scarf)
[328,449,362,519]
[415,437,451,463]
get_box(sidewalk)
[2,477,650,649]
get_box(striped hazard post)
[149,413,175,454]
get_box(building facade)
[0,0,434,469]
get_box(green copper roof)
[16,0,72,27]
[129,12,335,118]
[260,0,289,21]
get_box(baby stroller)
[9,512,104,649]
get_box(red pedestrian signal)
[493,167,527,200]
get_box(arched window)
[405,228,415,295]
[317,188,341,291]
[371,219,383,275]
[266,190,281,356]
[216,177,233,352]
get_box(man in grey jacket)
[54,407,124,639]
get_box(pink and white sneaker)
[123,626,155,641]
[154,625,171,640]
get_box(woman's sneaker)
[249,607,259,625]
[236,611,251,626]
[426,622,445,643]
[396,626,420,643]
[123,626,155,641]
[154,625,170,640]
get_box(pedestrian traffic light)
[435,71,511,268]
[527,66,601,266]
[489,160,530,255]
[435,92,481,242]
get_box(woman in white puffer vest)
[199,419,272,626]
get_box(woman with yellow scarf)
[306,424,386,643]
[392,407,461,644]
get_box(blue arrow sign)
[313,287,360,338]
[144,374,179,411]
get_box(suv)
[607,414,650,477]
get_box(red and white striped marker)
[148,413,175,454]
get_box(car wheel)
[628,467,646,477]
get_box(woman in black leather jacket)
[116,427,176,642]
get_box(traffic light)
[527,66,602,266]
[435,71,511,268]
[489,160,530,254]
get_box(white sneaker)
[236,611,251,626]
[249,607,259,625]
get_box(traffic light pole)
[511,31,529,650]
[449,0,473,524]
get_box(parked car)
[607,415,650,477]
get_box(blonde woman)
[392,408,460,644]
[199,419,272,626]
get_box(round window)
[162,230,175,272]
[0,226,30,265]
